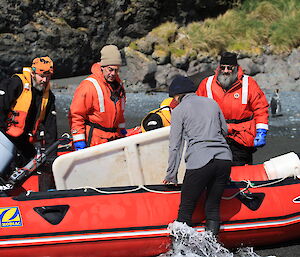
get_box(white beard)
[32,80,45,92]
[217,69,238,90]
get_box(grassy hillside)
[130,0,300,58]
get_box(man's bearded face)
[32,73,51,91]
[217,65,238,90]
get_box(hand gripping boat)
[0,127,300,257]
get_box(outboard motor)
[0,131,16,178]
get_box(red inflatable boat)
[0,153,300,257]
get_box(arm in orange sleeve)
[69,81,94,142]
[196,78,208,97]
[248,77,269,130]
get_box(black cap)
[220,52,238,66]
[169,75,196,97]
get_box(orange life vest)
[6,67,49,139]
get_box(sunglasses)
[220,65,236,71]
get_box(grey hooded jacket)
[165,93,232,183]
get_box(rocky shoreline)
[0,0,233,80]
[1,1,299,93]
[119,47,300,93]
[52,47,300,94]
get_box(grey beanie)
[100,45,122,66]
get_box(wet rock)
[121,47,157,91]
[238,57,262,76]
[135,37,155,55]
[187,60,216,76]
[152,48,170,65]
[170,53,189,71]
[155,64,186,89]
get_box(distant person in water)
[163,75,232,236]
[0,56,57,179]
[196,52,269,166]
[69,45,126,150]
[270,89,283,117]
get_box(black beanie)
[220,52,238,66]
[169,75,196,97]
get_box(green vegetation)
[130,0,300,57]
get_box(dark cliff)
[0,0,234,79]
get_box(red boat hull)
[0,165,300,256]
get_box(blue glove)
[74,141,87,151]
[254,129,267,147]
[120,128,127,136]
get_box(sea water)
[54,90,300,136]
[158,221,272,257]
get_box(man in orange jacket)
[69,45,126,150]
[196,52,269,166]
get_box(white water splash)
[235,247,262,257]
[158,221,267,257]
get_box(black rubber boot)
[205,220,220,235]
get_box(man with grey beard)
[196,52,269,166]
[0,57,57,179]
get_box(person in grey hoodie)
[163,75,232,235]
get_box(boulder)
[155,64,187,90]
[238,58,263,76]
[152,48,170,65]
[121,47,157,92]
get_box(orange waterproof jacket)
[69,63,126,146]
[6,67,50,141]
[196,66,269,147]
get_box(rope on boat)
[140,185,179,194]
[77,186,143,194]
[76,185,180,194]
[76,175,291,197]
[26,190,33,196]
[24,175,293,197]
[222,176,288,200]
